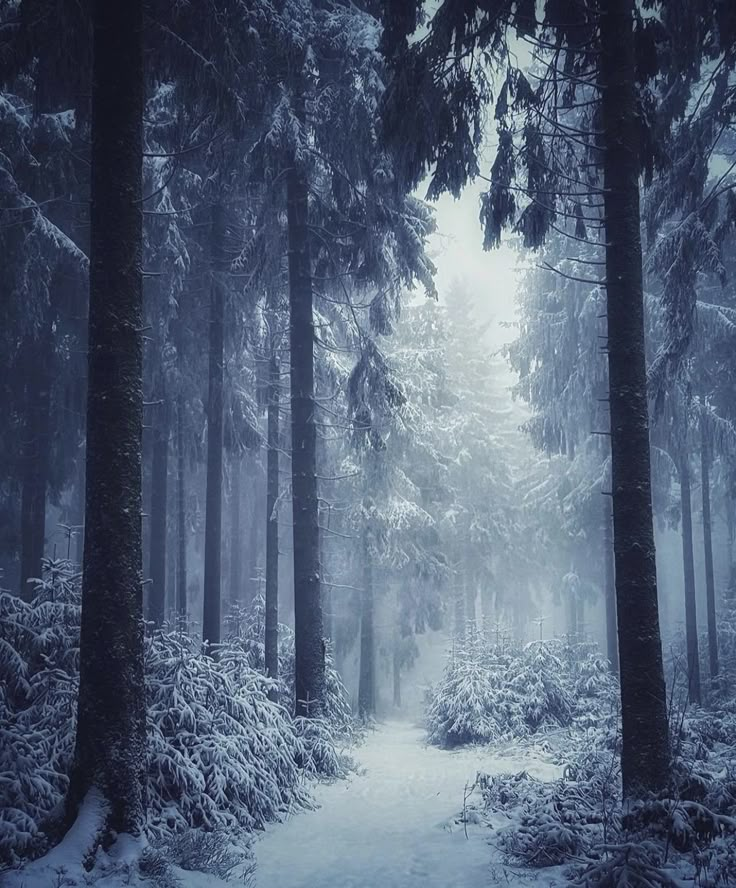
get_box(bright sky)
[428,178,522,354]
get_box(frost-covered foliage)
[479,704,736,885]
[142,829,255,885]
[426,632,615,748]
[224,593,354,742]
[0,559,79,865]
[145,630,311,840]
[0,560,351,867]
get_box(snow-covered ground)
[2,721,560,888]
[255,720,560,888]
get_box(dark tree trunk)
[464,574,476,631]
[176,394,187,622]
[286,159,325,716]
[265,354,280,691]
[67,0,146,837]
[246,473,260,606]
[679,457,701,704]
[729,498,736,599]
[166,478,176,619]
[568,587,579,642]
[19,328,52,598]
[358,529,375,718]
[229,456,243,612]
[701,430,719,680]
[454,582,465,638]
[148,403,168,628]
[203,203,225,648]
[603,501,619,673]
[73,443,86,565]
[600,0,670,797]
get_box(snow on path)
[255,721,560,888]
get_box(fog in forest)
[2,2,736,887]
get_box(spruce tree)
[67,0,146,837]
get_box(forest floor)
[254,720,561,888]
[1,721,562,888]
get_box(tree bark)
[265,354,280,692]
[603,500,619,672]
[679,457,702,704]
[701,429,719,680]
[464,574,476,632]
[454,581,465,638]
[67,0,146,837]
[19,327,52,598]
[286,158,325,716]
[176,393,187,623]
[358,528,375,719]
[148,402,168,628]
[202,203,225,648]
[229,455,243,611]
[73,442,86,565]
[246,467,260,607]
[600,0,670,797]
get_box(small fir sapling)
[426,631,615,748]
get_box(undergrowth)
[0,558,354,868]
[426,629,615,748]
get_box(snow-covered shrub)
[481,706,736,884]
[151,828,255,883]
[426,633,614,747]
[1,560,353,868]
[425,644,512,747]
[0,559,79,865]
[694,834,736,887]
[482,740,621,869]
[145,629,311,839]
[225,596,354,738]
[293,716,353,779]
[568,842,680,887]
[507,642,574,733]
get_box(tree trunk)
[73,442,86,565]
[603,500,619,672]
[701,429,719,681]
[453,582,465,638]
[229,455,243,611]
[176,393,187,623]
[286,158,325,716]
[265,354,280,691]
[393,583,402,707]
[202,203,225,648]
[166,478,176,620]
[19,328,52,598]
[679,457,702,704]
[148,403,168,628]
[569,587,579,643]
[358,528,375,719]
[728,498,736,600]
[246,464,260,607]
[67,0,146,837]
[464,574,476,632]
[600,0,670,797]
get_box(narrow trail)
[255,721,559,888]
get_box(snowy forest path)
[254,720,559,888]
